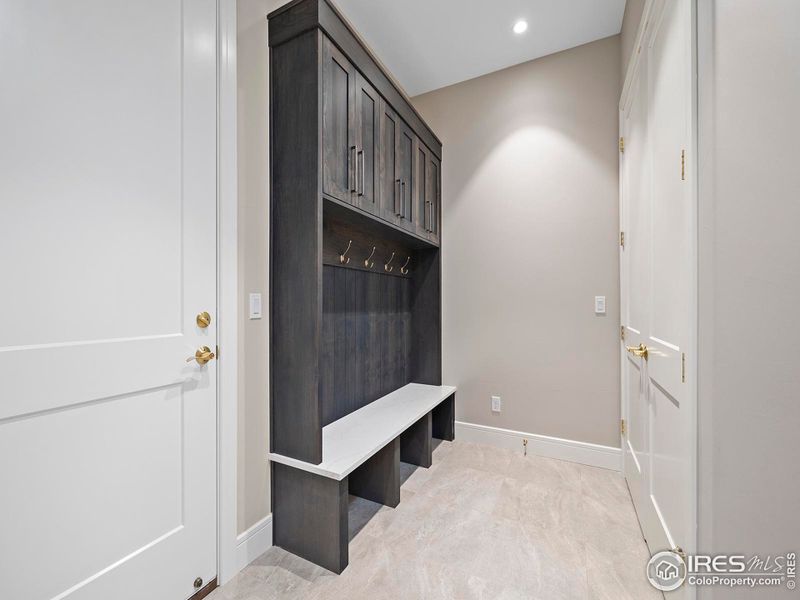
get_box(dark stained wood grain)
[269,0,442,160]
[432,393,456,442]
[379,99,399,227]
[322,36,355,203]
[272,463,349,574]
[322,208,418,278]
[320,264,412,426]
[269,0,445,575]
[348,437,400,507]
[397,120,415,232]
[267,0,319,47]
[410,247,442,385]
[400,412,432,468]
[315,0,442,160]
[270,30,323,463]
[320,267,335,426]
[355,72,379,216]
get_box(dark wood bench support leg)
[348,438,400,507]
[272,462,349,573]
[400,412,432,468]
[432,393,456,441]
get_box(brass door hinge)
[620,231,625,248]
[620,325,626,341]
[619,137,625,153]
[216,345,220,359]
[681,352,686,382]
[621,419,627,436]
[681,149,685,180]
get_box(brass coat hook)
[339,240,352,264]
[400,256,411,275]
[384,251,395,272]
[364,246,376,269]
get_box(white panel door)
[0,1,218,599]
[620,0,695,592]
[620,49,651,532]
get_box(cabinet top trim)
[268,0,443,159]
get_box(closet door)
[620,0,695,581]
[396,120,415,232]
[379,99,400,224]
[322,36,355,204]
[354,72,379,216]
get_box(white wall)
[697,1,800,597]
[413,36,622,448]
[236,0,287,533]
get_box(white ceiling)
[334,0,626,97]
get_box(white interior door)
[620,0,696,589]
[0,1,219,599]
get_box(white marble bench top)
[268,383,456,480]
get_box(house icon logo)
[647,550,687,591]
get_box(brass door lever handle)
[187,346,216,365]
[626,343,648,360]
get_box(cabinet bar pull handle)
[358,149,365,197]
[395,179,401,216]
[401,181,406,219]
[354,146,358,192]
[427,200,432,232]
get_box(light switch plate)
[595,296,606,314]
[491,396,501,413]
[249,293,262,319]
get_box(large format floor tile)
[209,441,662,600]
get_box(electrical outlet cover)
[491,396,501,412]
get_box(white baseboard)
[233,513,273,572]
[454,421,621,471]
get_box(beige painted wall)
[620,0,645,75]
[697,2,800,597]
[413,36,621,448]
[236,0,287,534]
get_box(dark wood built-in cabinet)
[318,28,440,244]
[269,0,450,574]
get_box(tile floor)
[210,440,663,600]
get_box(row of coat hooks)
[339,240,411,275]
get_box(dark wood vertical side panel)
[348,437,400,507]
[400,412,432,468]
[410,248,442,385]
[270,31,323,462]
[272,463,349,574]
[432,393,455,441]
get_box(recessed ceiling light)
[513,20,528,35]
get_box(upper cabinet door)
[396,120,415,231]
[379,98,400,224]
[322,37,355,203]
[426,153,441,244]
[354,72,379,216]
[414,140,428,239]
